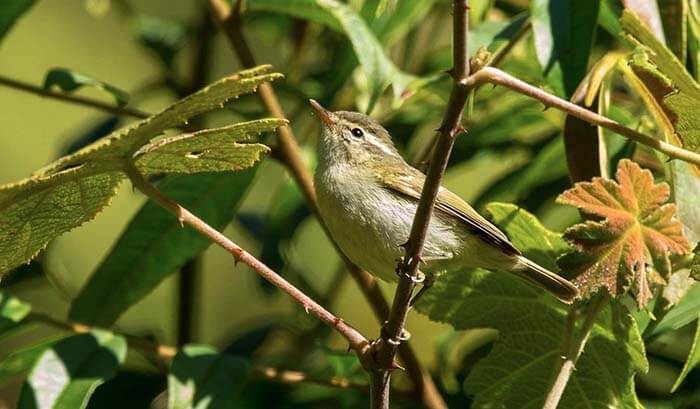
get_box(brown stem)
[206,1,446,408]
[124,165,372,361]
[0,75,149,119]
[372,2,471,408]
[466,67,700,167]
[27,311,177,361]
[542,293,610,409]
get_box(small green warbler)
[310,100,578,303]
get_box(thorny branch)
[371,1,472,409]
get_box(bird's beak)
[309,99,334,126]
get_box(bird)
[309,99,578,303]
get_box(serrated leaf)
[692,245,700,280]
[134,119,282,174]
[168,345,250,409]
[247,0,420,112]
[531,0,601,97]
[557,159,691,306]
[0,290,31,334]
[0,338,63,385]
[0,0,35,41]
[18,330,126,409]
[0,65,281,274]
[70,170,257,326]
[43,68,130,107]
[416,203,647,409]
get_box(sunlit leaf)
[531,0,601,97]
[17,330,126,409]
[416,203,647,408]
[557,159,691,306]
[0,66,281,274]
[134,119,282,174]
[168,345,249,409]
[649,280,700,337]
[43,68,130,107]
[0,290,30,334]
[0,0,35,41]
[70,170,257,326]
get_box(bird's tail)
[512,256,578,303]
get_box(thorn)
[177,217,185,228]
[457,124,468,135]
[303,303,310,314]
[334,317,345,327]
[389,360,405,371]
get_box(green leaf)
[168,345,250,409]
[0,0,35,41]
[70,170,257,326]
[557,159,692,306]
[129,15,187,66]
[0,65,281,275]
[649,281,700,337]
[672,317,700,392]
[0,290,31,334]
[134,119,282,174]
[622,0,666,41]
[658,0,687,64]
[18,330,126,409]
[416,203,647,408]
[247,0,419,112]
[531,0,601,97]
[0,338,63,385]
[43,68,130,107]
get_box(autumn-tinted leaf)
[416,203,647,408]
[43,68,130,107]
[557,159,691,306]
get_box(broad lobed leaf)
[557,159,691,306]
[416,203,647,408]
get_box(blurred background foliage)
[0,0,699,408]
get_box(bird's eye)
[351,128,364,138]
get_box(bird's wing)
[379,167,521,255]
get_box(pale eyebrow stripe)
[364,131,395,155]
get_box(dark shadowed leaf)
[0,337,63,385]
[650,280,700,337]
[130,15,187,66]
[43,68,130,107]
[168,345,250,409]
[70,170,257,326]
[557,160,691,306]
[672,317,700,392]
[416,203,647,408]
[0,0,35,41]
[658,0,687,63]
[531,0,601,97]
[17,330,126,409]
[247,0,424,112]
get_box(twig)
[0,75,149,119]
[372,2,472,408]
[206,2,447,408]
[27,311,177,361]
[542,293,610,409]
[465,67,700,167]
[123,165,372,361]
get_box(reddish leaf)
[557,159,691,306]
